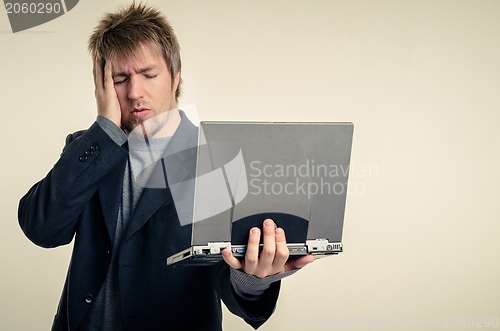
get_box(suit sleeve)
[211,264,281,329]
[18,122,128,248]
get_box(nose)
[127,75,144,101]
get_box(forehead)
[111,42,167,72]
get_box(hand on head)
[93,57,122,128]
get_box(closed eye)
[113,76,128,85]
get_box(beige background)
[1,0,499,330]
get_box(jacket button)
[84,150,92,156]
[79,155,88,162]
[90,145,99,151]
[84,294,93,304]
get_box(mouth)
[130,108,151,120]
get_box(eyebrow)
[112,66,157,78]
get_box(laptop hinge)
[306,239,343,253]
[193,241,231,255]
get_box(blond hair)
[88,2,182,101]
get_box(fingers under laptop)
[272,227,290,271]
[222,219,292,278]
[243,226,262,274]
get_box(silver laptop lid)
[190,121,354,246]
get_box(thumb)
[284,254,315,272]
[222,248,243,270]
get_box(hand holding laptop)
[222,219,315,278]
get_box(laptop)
[165,121,354,266]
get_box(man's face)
[111,43,179,134]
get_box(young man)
[18,3,313,331]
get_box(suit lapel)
[122,111,199,243]
[99,159,127,242]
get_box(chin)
[123,119,143,135]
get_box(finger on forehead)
[92,56,97,79]
[103,60,115,89]
[94,56,103,87]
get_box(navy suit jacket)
[18,115,280,331]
